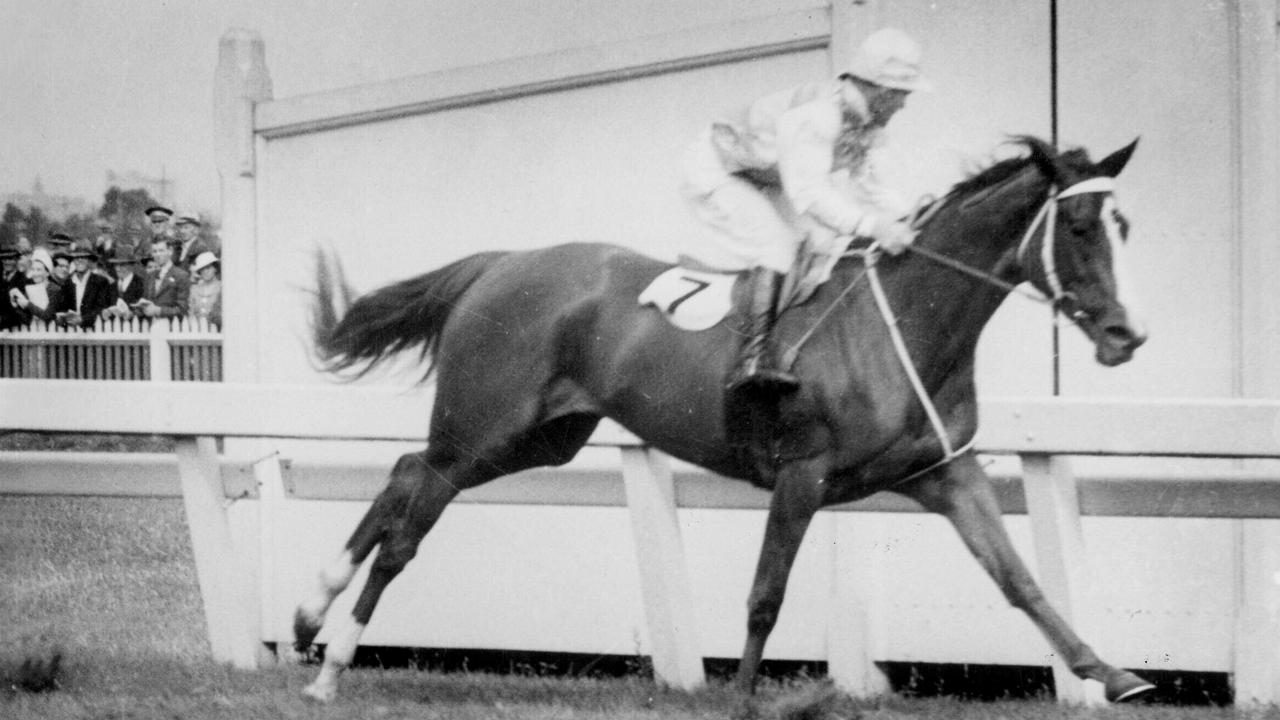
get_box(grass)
[1,495,1274,719]
[0,431,173,453]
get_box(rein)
[781,175,1118,484]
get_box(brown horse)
[294,136,1151,704]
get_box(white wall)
[234,1,1275,670]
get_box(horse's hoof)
[301,680,337,704]
[1104,669,1154,703]
[293,608,323,651]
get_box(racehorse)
[293,135,1152,704]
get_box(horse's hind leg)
[296,450,475,702]
[899,453,1154,703]
[292,454,422,651]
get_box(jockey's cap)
[847,27,933,93]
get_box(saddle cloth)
[639,239,853,331]
[638,267,735,331]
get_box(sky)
[0,0,793,221]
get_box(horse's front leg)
[897,452,1153,703]
[735,455,829,693]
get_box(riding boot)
[726,267,800,396]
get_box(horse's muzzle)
[1091,312,1147,367]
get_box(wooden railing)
[0,317,222,381]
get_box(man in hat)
[92,219,131,278]
[144,205,176,244]
[46,231,75,253]
[681,27,929,397]
[172,211,212,273]
[1,244,30,330]
[44,234,76,296]
[54,244,116,328]
[15,236,33,275]
[136,235,189,319]
[103,246,147,318]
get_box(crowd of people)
[1,205,221,331]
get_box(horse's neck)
[877,175,1046,380]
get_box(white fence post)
[215,28,271,384]
[827,515,891,696]
[1021,453,1105,705]
[619,446,705,690]
[1233,519,1280,704]
[255,451,288,661]
[176,436,259,668]
[149,320,172,382]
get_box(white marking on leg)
[297,550,358,631]
[302,616,366,703]
[1101,197,1146,337]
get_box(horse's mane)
[941,135,1092,205]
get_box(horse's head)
[1018,137,1148,366]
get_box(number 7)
[666,276,711,314]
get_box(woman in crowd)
[187,251,222,329]
[11,247,63,324]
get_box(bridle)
[1011,175,1117,314]
[907,175,1118,320]
[827,175,1120,485]
[779,174,1125,483]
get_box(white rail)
[1,380,1279,703]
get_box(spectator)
[187,252,222,328]
[48,251,72,295]
[144,205,175,244]
[92,219,132,277]
[15,236,33,275]
[136,235,189,319]
[12,248,62,324]
[55,246,115,328]
[172,212,212,273]
[103,246,147,319]
[2,244,30,330]
[45,231,75,256]
[71,239,110,281]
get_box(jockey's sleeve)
[853,158,910,220]
[775,101,877,237]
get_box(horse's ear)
[1096,137,1139,177]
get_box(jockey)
[682,27,930,396]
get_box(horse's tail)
[310,248,507,380]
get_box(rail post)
[214,28,271,384]
[620,445,705,690]
[176,436,260,668]
[1232,519,1280,703]
[255,452,289,662]
[148,320,172,381]
[827,515,891,696]
[1022,453,1106,705]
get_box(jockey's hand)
[872,218,916,255]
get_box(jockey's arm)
[775,101,879,238]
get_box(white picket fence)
[0,317,222,381]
